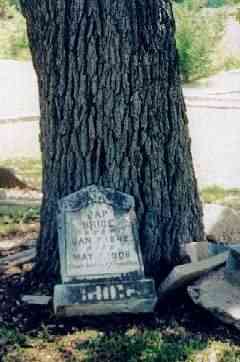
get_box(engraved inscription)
[65,203,141,278]
[68,282,150,303]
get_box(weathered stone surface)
[158,252,228,300]
[54,186,156,316]
[208,241,230,256]
[0,248,36,272]
[188,268,240,331]
[21,295,52,305]
[57,185,144,283]
[0,239,36,252]
[54,279,156,316]
[185,242,209,263]
[224,245,240,286]
[204,204,240,243]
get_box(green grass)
[0,205,40,237]
[201,186,240,208]
[2,326,240,362]
[0,158,40,237]
[223,56,240,71]
[0,5,30,60]
[0,158,42,190]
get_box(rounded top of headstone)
[58,185,135,212]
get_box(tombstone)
[54,185,157,317]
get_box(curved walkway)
[1,61,240,189]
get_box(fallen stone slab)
[185,242,209,262]
[0,239,36,252]
[21,295,52,305]
[188,268,240,331]
[158,252,228,300]
[0,248,36,271]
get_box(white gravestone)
[54,185,157,316]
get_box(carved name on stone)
[60,279,155,304]
[54,185,156,316]
[58,185,144,282]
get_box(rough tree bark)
[20,0,204,283]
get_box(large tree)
[20,0,204,284]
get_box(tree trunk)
[21,0,204,284]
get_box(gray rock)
[225,245,240,286]
[204,204,240,243]
[185,242,209,263]
[21,295,52,305]
[188,246,240,330]
[188,268,240,331]
[158,252,228,300]
[208,241,230,256]
[0,248,36,272]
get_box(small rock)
[21,295,52,305]
[204,204,240,243]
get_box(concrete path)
[183,70,240,189]
[1,60,240,189]
[0,119,40,160]
[0,60,39,120]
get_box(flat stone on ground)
[185,242,209,262]
[158,252,228,300]
[21,295,52,305]
[188,268,240,331]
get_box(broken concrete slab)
[208,242,230,257]
[158,252,228,300]
[225,245,240,286]
[21,295,52,305]
[188,268,240,331]
[0,239,36,252]
[185,242,209,263]
[0,248,36,272]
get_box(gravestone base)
[54,278,156,317]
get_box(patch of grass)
[3,327,240,362]
[0,158,41,237]
[0,5,30,60]
[201,185,228,203]
[201,186,240,209]
[0,327,26,346]
[223,56,240,70]
[0,158,42,190]
[0,204,40,238]
[84,330,207,362]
